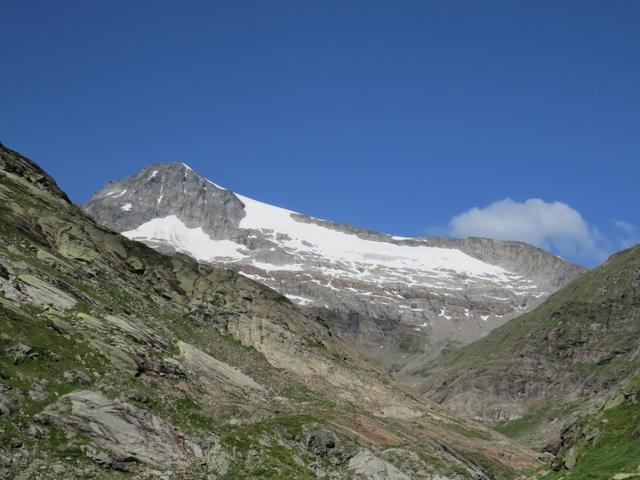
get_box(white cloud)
[614,220,636,235]
[614,220,638,248]
[448,198,606,264]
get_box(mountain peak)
[84,162,585,374]
[147,161,228,191]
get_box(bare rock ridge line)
[84,162,584,374]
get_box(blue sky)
[1,1,639,266]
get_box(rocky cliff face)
[405,242,640,449]
[84,162,584,375]
[0,142,540,478]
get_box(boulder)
[303,429,338,457]
[5,342,34,365]
[62,369,92,385]
[0,393,18,416]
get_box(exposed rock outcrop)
[38,390,192,472]
[348,449,411,480]
[0,392,18,416]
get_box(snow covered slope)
[85,162,584,371]
[122,215,247,261]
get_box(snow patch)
[122,215,246,262]
[157,180,164,204]
[121,203,132,212]
[252,262,305,272]
[438,306,452,320]
[286,295,314,305]
[236,194,510,278]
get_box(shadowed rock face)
[85,163,584,374]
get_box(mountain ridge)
[84,161,585,375]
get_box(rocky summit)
[0,143,542,478]
[84,162,584,375]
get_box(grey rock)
[62,369,92,385]
[48,316,73,336]
[380,449,465,480]
[5,342,34,365]
[48,351,61,362]
[303,429,339,457]
[348,448,410,480]
[81,444,119,469]
[176,341,265,398]
[84,162,246,240]
[563,445,577,469]
[28,389,48,401]
[435,390,527,423]
[0,393,18,416]
[206,441,230,477]
[0,451,11,467]
[16,274,77,309]
[26,424,45,439]
[38,390,192,472]
[583,425,600,442]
